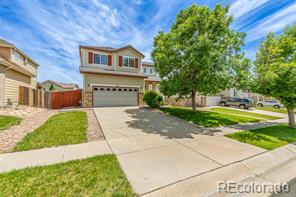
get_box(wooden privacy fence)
[19,86,82,109]
[50,90,82,109]
[19,86,50,108]
[165,96,207,107]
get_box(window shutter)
[135,58,138,68]
[88,52,93,64]
[108,55,112,66]
[118,56,122,67]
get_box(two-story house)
[0,39,39,106]
[79,45,153,107]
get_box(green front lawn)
[256,107,296,114]
[0,115,22,130]
[226,124,296,150]
[0,155,135,196]
[14,111,87,151]
[211,107,281,120]
[160,107,261,127]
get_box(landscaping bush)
[143,91,163,108]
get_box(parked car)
[219,97,253,109]
[257,100,284,108]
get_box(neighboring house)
[39,80,79,92]
[79,45,151,107]
[142,61,161,92]
[0,39,39,106]
[220,88,251,98]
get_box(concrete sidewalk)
[143,144,296,197]
[0,140,111,172]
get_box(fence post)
[19,86,23,105]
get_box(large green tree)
[151,4,248,111]
[253,25,296,128]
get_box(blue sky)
[0,0,296,87]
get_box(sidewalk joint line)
[116,142,178,156]
[175,140,223,166]
[61,146,67,162]
[110,129,130,137]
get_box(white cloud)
[229,0,270,19]
[133,0,144,5]
[0,0,133,85]
[246,2,296,42]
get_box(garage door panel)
[93,86,138,107]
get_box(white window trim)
[93,53,109,66]
[122,55,136,69]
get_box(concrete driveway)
[94,107,266,195]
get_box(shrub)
[143,91,163,108]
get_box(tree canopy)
[253,24,296,127]
[151,4,248,110]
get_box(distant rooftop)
[41,80,79,89]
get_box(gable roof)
[80,44,145,58]
[0,39,39,67]
[41,80,79,89]
[0,39,13,47]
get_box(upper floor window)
[94,54,100,64]
[150,68,153,74]
[13,51,23,62]
[123,56,135,68]
[93,53,108,65]
[143,67,147,73]
[101,55,108,65]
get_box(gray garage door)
[93,86,138,107]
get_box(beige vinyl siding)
[84,73,145,93]
[25,62,37,76]
[11,51,37,77]
[5,69,31,105]
[0,64,5,106]
[116,48,142,73]
[0,47,10,60]
[145,81,159,92]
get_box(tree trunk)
[287,108,296,128]
[191,91,196,111]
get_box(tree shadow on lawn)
[124,108,226,139]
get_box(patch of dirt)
[85,109,105,142]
